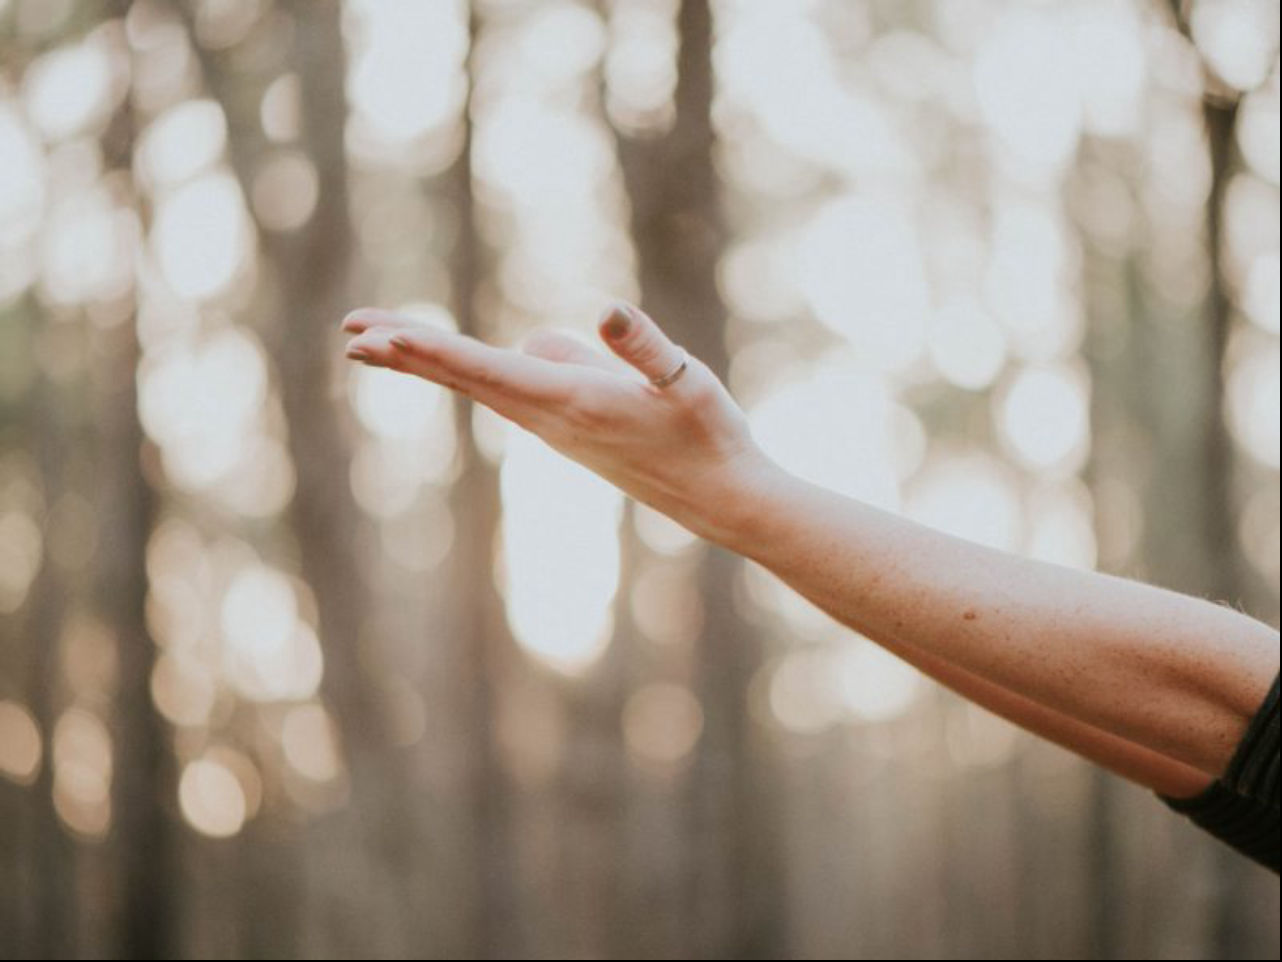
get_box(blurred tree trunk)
[183,1,429,954]
[1196,84,1261,962]
[9,297,78,960]
[97,59,178,962]
[613,2,785,957]
[434,7,520,958]
[268,3,430,955]
[1078,62,1265,954]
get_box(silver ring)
[649,349,689,388]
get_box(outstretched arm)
[341,302,1279,791]
[717,465,1278,780]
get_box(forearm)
[704,458,1279,777]
[876,635,1214,796]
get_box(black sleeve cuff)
[1157,670,1280,874]
[1220,670,1279,804]
[1160,778,1279,872]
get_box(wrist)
[685,446,794,560]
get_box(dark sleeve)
[1157,670,1279,873]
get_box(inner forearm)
[876,635,1214,796]
[710,460,1279,777]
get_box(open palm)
[341,301,771,539]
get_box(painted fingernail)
[388,335,410,349]
[603,303,632,339]
[346,349,369,361]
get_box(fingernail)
[388,335,410,349]
[346,349,369,361]
[603,303,632,339]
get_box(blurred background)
[0,0,1278,958]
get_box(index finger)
[344,310,581,407]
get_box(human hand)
[340,301,779,543]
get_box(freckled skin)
[723,467,1278,791]
[340,302,1280,800]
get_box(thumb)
[597,301,686,384]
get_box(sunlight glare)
[139,327,268,490]
[212,434,296,518]
[629,558,702,645]
[221,563,323,701]
[996,363,1090,474]
[222,563,296,659]
[747,351,900,510]
[261,72,301,143]
[352,363,447,440]
[350,438,451,519]
[605,0,677,135]
[1071,3,1146,137]
[179,756,246,838]
[137,99,227,189]
[946,701,1021,769]
[151,172,252,301]
[150,651,218,727]
[500,425,623,675]
[1237,84,1280,185]
[1227,344,1281,469]
[632,501,698,556]
[0,700,42,785]
[22,34,115,142]
[720,231,805,326]
[281,703,343,782]
[346,0,467,147]
[905,451,1022,552]
[834,636,921,723]
[251,151,319,232]
[0,104,45,241]
[40,186,137,304]
[768,648,844,735]
[520,3,605,87]
[927,296,1007,390]
[623,681,704,770]
[52,708,112,838]
[476,98,612,204]
[796,195,928,373]
[0,508,42,614]
[1025,481,1098,569]
[984,201,1081,361]
[974,10,1081,178]
[1243,251,1280,333]
[715,6,910,177]
[1191,0,1279,92]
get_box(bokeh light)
[179,755,247,839]
[151,172,253,301]
[996,363,1091,475]
[0,700,43,785]
[623,681,704,771]
[500,425,623,674]
[834,637,922,723]
[52,708,112,839]
[220,562,322,702]
[1,1,1277,955]
[0,508,43,614]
